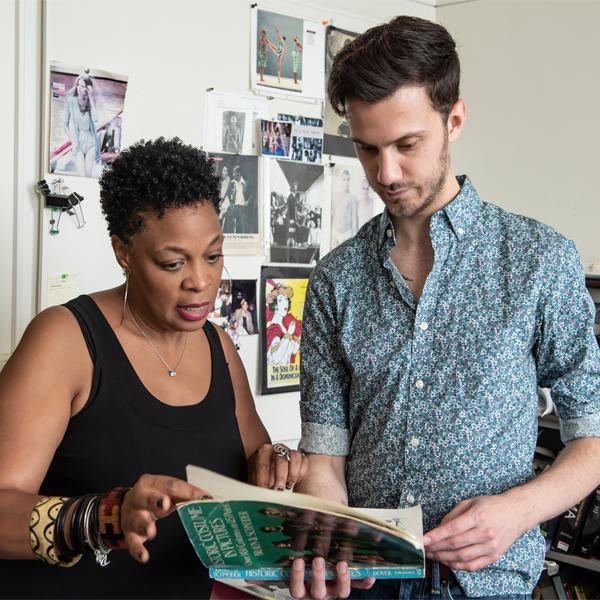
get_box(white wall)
[438,0,600,271]
[2,0,433,441]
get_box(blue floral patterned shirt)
[299,176,600,597]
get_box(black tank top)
[1,295,247,598]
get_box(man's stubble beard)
[386,132,450,219]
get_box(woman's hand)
[120,474,207,563]
[248,443,309,491]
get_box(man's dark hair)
[328,16,460,119]
[99,137,220,243]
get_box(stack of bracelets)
[29,488,130,567]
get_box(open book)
[177,465,425,581]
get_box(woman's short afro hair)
[99,137,220,243]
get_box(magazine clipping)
[211,152,261,255]
[277,114,323,164]
[250,7,325,100]
[268,161,323,265]
[48,62,128,178]
[260,266,311,395]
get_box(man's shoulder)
[481,201,571,251]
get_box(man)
[292,15,600,600]
[331,169,359,249]
[229,164,247,233]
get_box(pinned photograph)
[330,164,384,249]
[211,153,261,255]
[222,111,245,154]
[49,62,128,178]
[269,161,323,265]
[251,8,325,100]
[255,9,304,93]
[204,90,268,156]
[208,279,258,343]
[261,120,292,158]
[278,114,323,164]
[260,266,311,395]
[324,27,359,157]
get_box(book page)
[185,464,422,548]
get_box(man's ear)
[111,235,131,272]
[447,99,466,143]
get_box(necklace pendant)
[169,370,177,377]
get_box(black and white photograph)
[330,164,384,249]
[324,26,358,157]
[211,152,261,255]
[208,279,258,344]
[221,110,245,154]
[204,90,268,156]
[269,160,323,264]
[278,114,323,163]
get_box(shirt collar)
[377,175,482,248]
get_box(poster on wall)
[324,26,359,157]
[260,265,311,395]
[330,164,384,249]
[268,160,323,265]
[278,114,323,163]
[48,62,128,178]
[210,153,261,255]
[204,90,269,156]
[250,7,325,100]
[208,279,258,343]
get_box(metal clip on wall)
[35,178,86,235]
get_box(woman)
[265,285,301,365]
[257,29,269,83]
[230,297,255,335]
[291,36,303,85]
[0,138,307,598]
[63,71,101,178]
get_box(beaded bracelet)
[98,487,130,550]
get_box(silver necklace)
[127,304,188,377]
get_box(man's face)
[342,172,351,192]
[346,85,463,219]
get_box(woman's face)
[221,166,229,179]
[275,293,289,315]
[117,202,224,331]
[241,298,248,311]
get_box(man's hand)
[289,557,375,600]
[423,493,529,572]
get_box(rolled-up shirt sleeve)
[299,264,350,455]
[535,238,600,443]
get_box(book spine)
[574,487,600,558]
[210,565,425,580]
[552,497,589,554]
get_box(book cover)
[177,465,425,580]
[552,497,590,554]
[574,487,600,558]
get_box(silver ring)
[272,443,291,462]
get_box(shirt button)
[410,437,420,448]
[457,227,465,236]
[406,494,415,504]
[415,379,424,389]
[419,322,428,331]
[386,228,392,238]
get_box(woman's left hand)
[248,443,309,491]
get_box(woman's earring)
[222,264,233,304]
[121,269,129,325]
